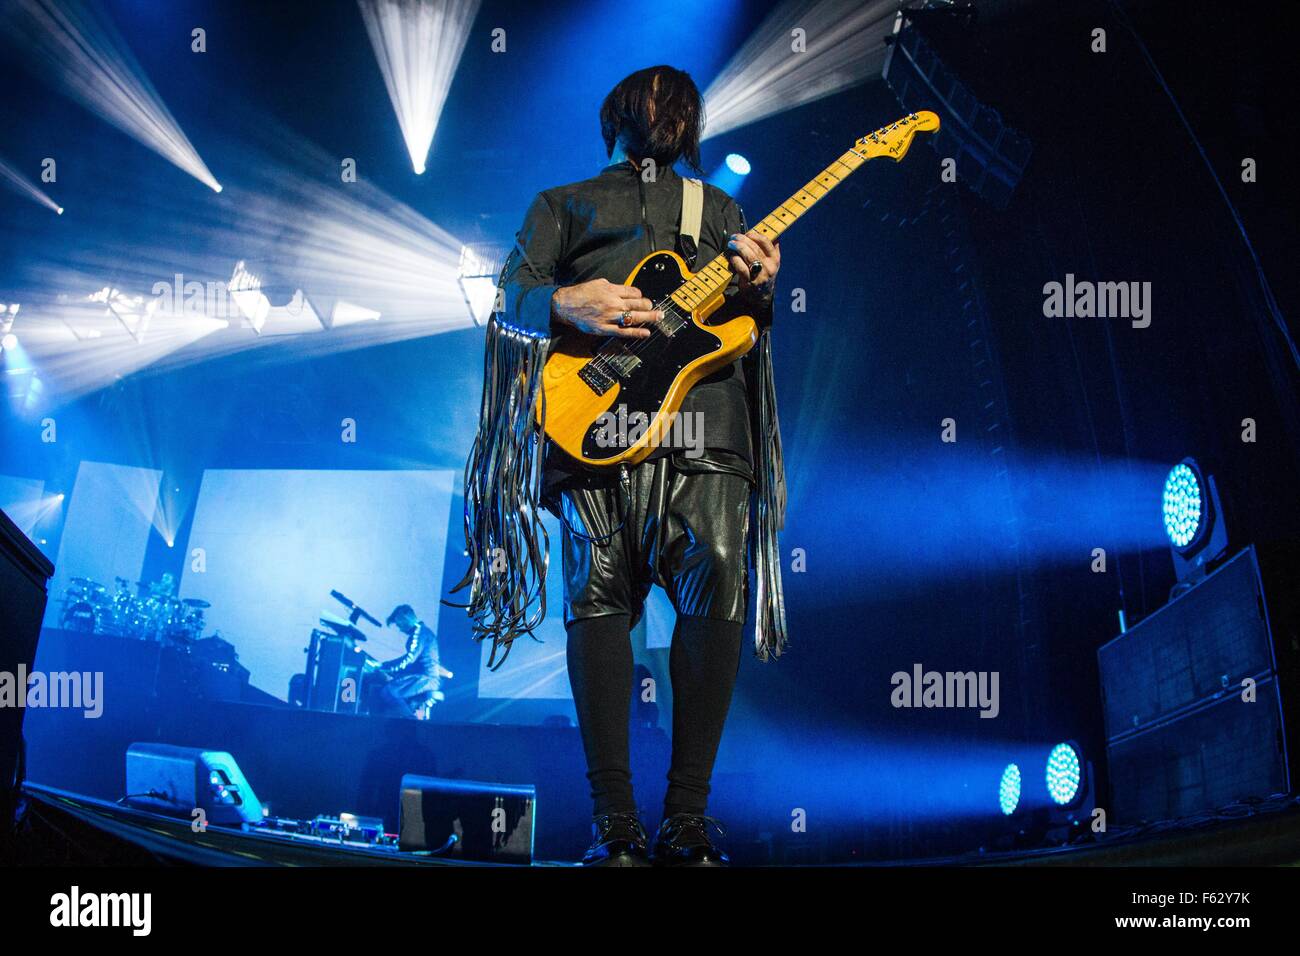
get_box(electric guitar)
[540,110,940,468]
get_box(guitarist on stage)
[458,65,787,867]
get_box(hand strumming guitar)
[552,278,663,339]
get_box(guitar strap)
[679,176,703,266]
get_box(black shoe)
[581,811,650,866]
[651,814,729,867]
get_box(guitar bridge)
[580,350,642,395]
[578,362,616,395]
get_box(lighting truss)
[457,243,508,327]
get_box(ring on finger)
[617,310,631,328]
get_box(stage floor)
[17,782,1300,868]
[17,783,573,866]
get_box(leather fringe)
[449,318,551,669]
[752,328,788,660]
[455,315,786,665]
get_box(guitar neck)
[669,146,869,311]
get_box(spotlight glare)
[725,153,751,175]
[702,0,897,140]
[359,0,482,176]
[1045,743,1082,806]
[11,122,471,403]
[1162,461,1204,550]
[998,763,1021,816]
[1,333,17,351]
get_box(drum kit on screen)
[59,575,211,644]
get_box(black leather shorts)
[554,451,753,628]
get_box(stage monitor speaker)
[1097,546,1291,823]
[399,774,535,864]
[125,743,264,826]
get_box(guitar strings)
[582,119,908,382]
[585,224,781,382]
[586,154,851,372]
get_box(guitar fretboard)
[669,146,869,312]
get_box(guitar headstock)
[855,111,941,162]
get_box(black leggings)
[566,612,744,819]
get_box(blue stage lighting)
[1045,743,1081,805]
[1,333,17,351]
[1162,460,1204,550]
[998,763,1021,815]
[725,153,751,175]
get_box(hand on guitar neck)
[725,229,781,300]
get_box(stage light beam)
[701,0,897,141]
[0,157,63,214]
[4,118,471,404]
[5,0,222,193]
[358,0,482,175]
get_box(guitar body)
[541,250,758,468]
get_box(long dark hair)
[600,66,704,174]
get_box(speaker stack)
[1098,547,1295,823]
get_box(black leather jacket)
[500,160,775,480]
[382,621,439,681]
[460,159,788,663]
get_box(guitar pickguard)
[578,253,728,462]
